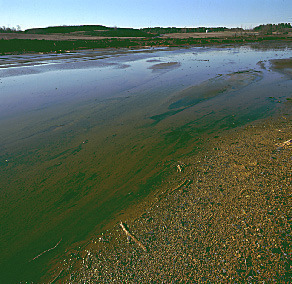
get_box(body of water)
[1,43,292,282]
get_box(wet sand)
[270,58,292,77]
[0,45,292,282]
[148,61,181,71]
[0,47,163,70]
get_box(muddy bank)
[270,58,292,78]
[61,102,292,283]
[148,61,181,71]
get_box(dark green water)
[1,44,292,282]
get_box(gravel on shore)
[53,103,291,283]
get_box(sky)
[1,0,292,31]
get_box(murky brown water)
[1,43,292,282]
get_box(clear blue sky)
[1,0,291,30]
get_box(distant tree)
[254,23,292,34]
[0,25,22,33]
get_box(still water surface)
[0,44,292,282]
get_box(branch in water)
[29,238,62,262]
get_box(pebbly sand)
[51,65,292,283]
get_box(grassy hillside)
[24,25,154,37]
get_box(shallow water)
[1,43,292,282]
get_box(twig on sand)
[147,179,189,213]
[277,139,292,148]
[120,222,147,252]
[169,179,190,195]
[29,238,62,262]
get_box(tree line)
[0,26,22,33]
[254,23,292,34]
[0,23,291,36]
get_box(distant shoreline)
[1,33,292,55]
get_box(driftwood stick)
[120,222,147,252]
[29,238,62,262]
[49,268,64,284]
[169,179,189,195]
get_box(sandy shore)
[148,61,181,71]
[49,65,292,283]
[61,107,291,283]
